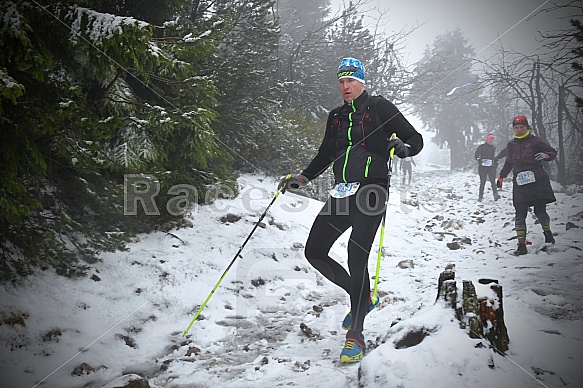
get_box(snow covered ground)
[1,158,582,388]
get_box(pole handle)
[277,173,292,193]
[389,133,397,159]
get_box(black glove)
[387,137,409,158]
[496,176,503,189]
[278,174,308,193]
[535,152,550,161]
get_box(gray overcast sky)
[330,0,577,61]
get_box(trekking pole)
[371,135,396,304]
[183,176,290,336]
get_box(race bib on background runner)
[516,171,536,186]
[481,159,493,167]
[330,182,360,198]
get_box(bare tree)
[476,1,583,186]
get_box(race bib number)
[481,159,493,167]
[516,171,536,186]
[330,182,360,198]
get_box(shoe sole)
[340,354,363,363]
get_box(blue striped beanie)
[337,57,365,84]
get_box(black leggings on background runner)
[514,200,551,228]
[402,162,412,184]
[478,166,497,198]
[304,184,387,335]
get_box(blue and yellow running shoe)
[340,336,366,363]
[342,294,380,330]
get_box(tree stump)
[436,267,456,310]
[477,279,510,353]
[436,269,510,354]
[462,280,482,339]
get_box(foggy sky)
[331,0,577,61]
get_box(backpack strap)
[328,105,342,134]
[330,95,386,134]
[363,95,386,132]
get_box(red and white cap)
[512,115,528,127]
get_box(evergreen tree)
[0,0,230,281]
[206,0,283,173]
[276,0,336,116]
[409,29,480,169]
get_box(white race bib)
[516,171,536,186]
[481,159,493,167]
[330,182,360,198]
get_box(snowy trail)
[146,170,503,386]
[147,169,583,387]
[147,244,363,387]
[2,169,583,388]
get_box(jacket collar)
[343,90,368,110]
[514,130,531,139]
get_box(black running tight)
[478,166,497,198]
[304,184,387,334]
[514,200,551,231]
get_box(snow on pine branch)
[66,6,149,46]
[182,30,212,42]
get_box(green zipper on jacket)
[365,156,371,177]
[342,101,357,182]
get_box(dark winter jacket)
[301,91,423,185]
[499,133,557,204]
[499,133,556,184]
[474,143,497,169]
